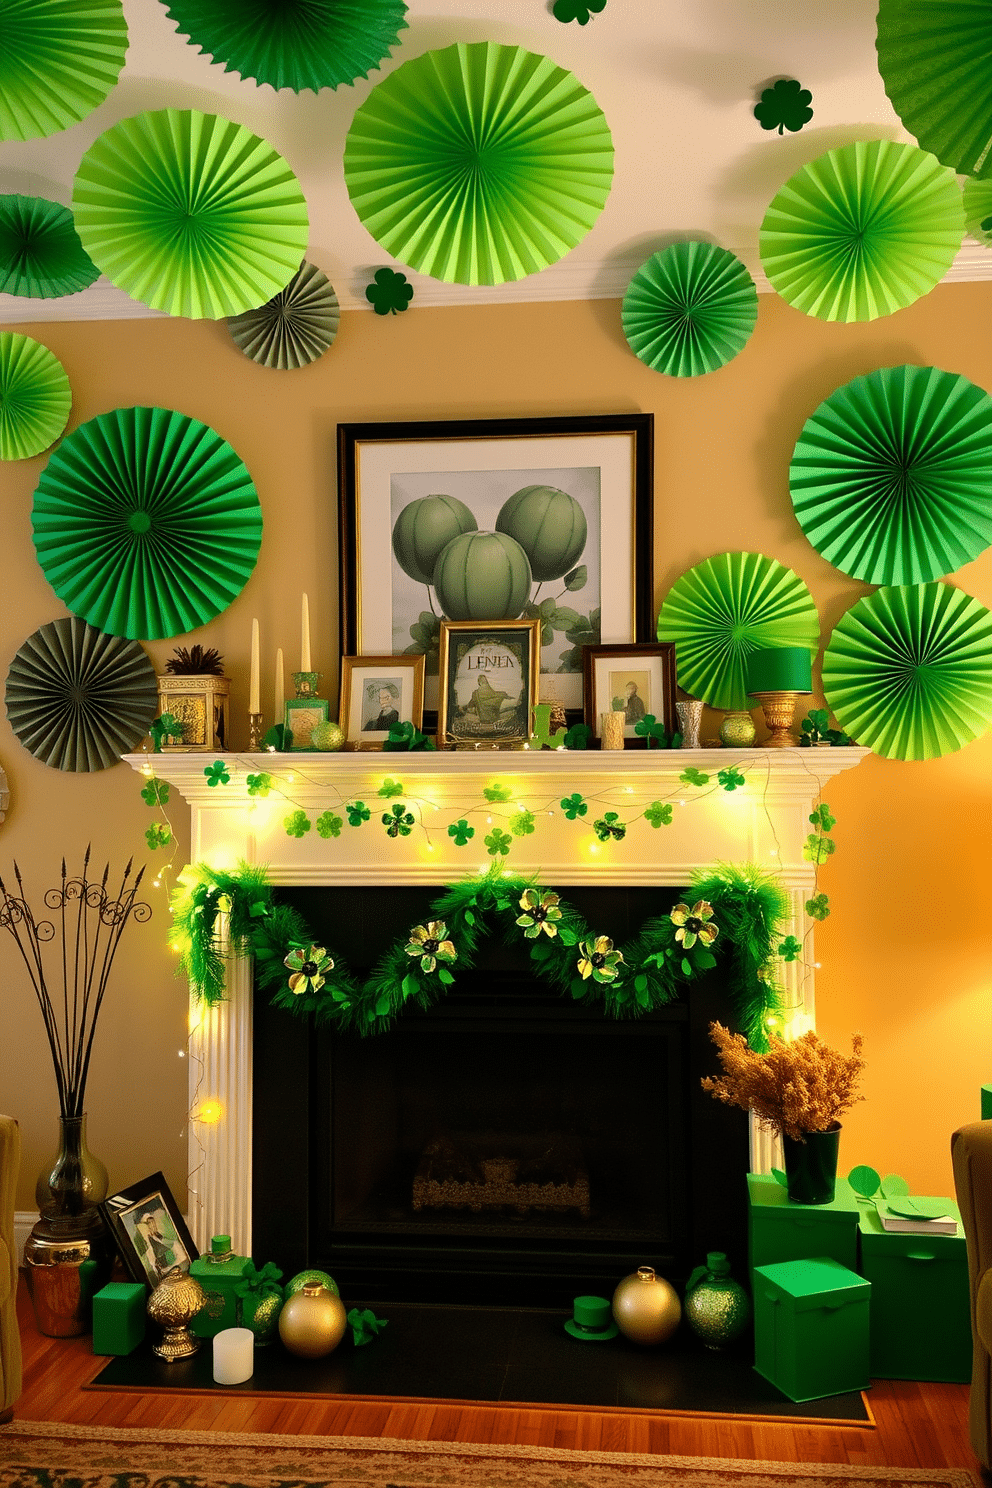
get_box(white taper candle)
[249,619,260,714]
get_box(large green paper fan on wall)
[656,551,820,711]
[877,0,992,179]
[0,0,128,142]
[760,140,964,322]
[621,241,758,377]
[344,41,614,286]
[790,365,992,585]
[822,583,992,760]
[0,195,99,298]
[72,109,309,319]
[31,405,263,640]
[962,177,992,246]
[0,333,71,461]
[162,0,408,92]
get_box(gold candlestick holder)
[247,712,263,751]
[750,690,804,748]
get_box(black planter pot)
[781,1123,841,1205]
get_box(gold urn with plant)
[156,645,230,752]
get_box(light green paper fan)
[963,177,992,247]
[0,0,128,142]
[0,195,99,298]
[31,405,262,640]
[877,0,992,180]
[72,109,309,319]
[163,0,408,92]
[656,551,820,710]
[790,365,992,585]
[227,260,340,369]
[760,139,964,322]
[344,41,614,286]
[823,583,992,760]
[0,333,71,461]
[621,241,758,377]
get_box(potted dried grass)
[156,645,230,752]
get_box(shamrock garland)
[169,861,790,1050]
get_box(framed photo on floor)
[101,1171,199,1289]
[339,653,425,749]
[437,618,541,749]
[338,414,654,724]
[583,642,678,745]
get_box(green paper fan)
[163,0,408,92]
[962,177,992,246]
[5,617,157,772]
[656,551,820,710]
[227,260,340,369]
[877,0,992,179]
[344,41,614,286]
[790,365,992,585]
[31,405,263,640]
[72,109,309,319]
[0,333,71,461]
[822,583,992,760]
[0,0,128,143]
[0,195,99,298]
[621,241,758,377]
[760,140,964,322]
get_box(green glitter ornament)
[684,1252,752,1349]
[285,1268,340,1298]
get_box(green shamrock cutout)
[644,801,673,828]
[634,713,668,747]
[144,823,172,850]
[485,828,512,857]
[384,721,435,751]
[560,793,587,820]
[593,812,626,842]
[346,801,371,826]
[204,760,230,787]
[447,819,475,846]
[754,78,813,135]
[149,713,184,751]
[378,778,404,798]
[140,777,169,807]
[717,767,746,792]
[246,773,273,798]
[528,703,567,750]
[317,812,343,839]
[366,267,414,316]
[777,935,802,962]
[383,804,414,837]
[553,0,606,20]
[809,803,836,832]
[483,782,513,803]
[284,810,311,838]
[803,832,835,863]
[805,893,830,921]
[510,810,536,836]
[679,767,710,787]
[563,723,591,750]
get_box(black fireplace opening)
[253,884,750,1307]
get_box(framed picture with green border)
[437,618,541,750]
[284,695,330,751]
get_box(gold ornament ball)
[310,721,345,751]
[278,1281,347,1358]
[612,1266,682,1345]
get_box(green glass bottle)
[684,1251,752,1349]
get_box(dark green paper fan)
[0,195,99,298]
[0,0,128,142]
[656,551,819,710]
[621,241,758,377]
[227,260,340,369]
[31,405,263,640]
[877,0,992,179]
[0,333,71,461]
[790,364,992,585]
[5,617,157,771]
[162,0,408,92]
[822,583,992,760]
[344,41,614,286]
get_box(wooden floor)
[12,1277,985,1473]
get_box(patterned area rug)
[0,1421,979,1488]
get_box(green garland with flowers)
[168,860,792,1050]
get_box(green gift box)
[92,1282,146,1356]
[747,1173,861,1272]
[189,1239,251,1338]
[753,1255,870,1403]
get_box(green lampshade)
[747,647,813,695]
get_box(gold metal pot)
[147,1269,206,1361]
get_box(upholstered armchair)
[952,1120,992,1469]
[0,1113,22,1422]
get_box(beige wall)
[1,283,990,1213]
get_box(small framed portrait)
[101,1171,199,1290]
[339,653,425,749]
[437,618,541,749]
[284,695,330,751]
[583,643,678,745]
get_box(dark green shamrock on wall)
[366,267,414,315]
[553,0,607,22]
[754,79,813,135]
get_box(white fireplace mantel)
[126,747,868,1252]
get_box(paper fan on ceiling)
[0,333,71,461]
[0,0,128,143]
[656,551,820,711]
[822,583,992,760]
[162,0,408,92]
[877,0,992,179]
[72,109,309,320]
[621,241,758,377]
[31,405,263,640]
[790,364,992,586]
[0,195,100,299]
[227,261,340,369]
[5,617,158,772]
[962,178,992,247]
[759,139,964,322]
[343,40,614,286]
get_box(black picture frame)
[101,1170,199,1290]
[582,642,678,746]
[337,413,654,728]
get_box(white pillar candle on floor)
[301,593,311,672]
[213,1326,254,1384]
[274,647,285,720]
[249,619,260,714]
